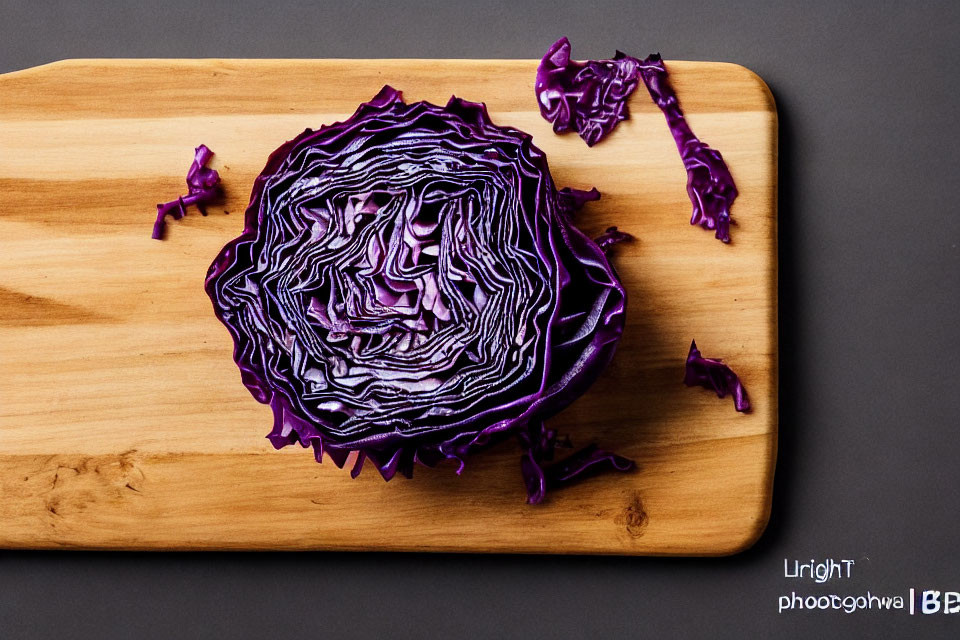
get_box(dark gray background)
[2,1,958,638]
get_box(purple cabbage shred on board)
[536,37,739,243]
[520,419,634,504]
[535,37,641,147]
[683,340,751,412]
[637,54,738,243]
[205,86,634,504]
[557,186,601,211]
[594,227,633,254]
[152,144,222,240]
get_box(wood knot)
[39,450,145,522]
[616,491,649,537]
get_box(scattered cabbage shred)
[536,37,740,242]
[637,54,739,243]
[683,340,751,412]
[205,86,634,503]
[152,144,222,240]
[535,37,641,147]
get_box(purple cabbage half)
[536,37,739,243]
[205,86,634,503]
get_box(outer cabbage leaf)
[205,86,633,503]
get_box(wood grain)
[0,59,777,553]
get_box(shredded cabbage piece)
[152,144,222,240]
[535,37,641,147]
[683,340,751,412]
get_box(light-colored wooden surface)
[0,59,777,553]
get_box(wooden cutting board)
[0,59,777,553]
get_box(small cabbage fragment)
[152,144,222,240]
[683,340,750,412]
[594,227,633,254]
[206,86,634,503]
[536,38,739,242]
[519,419,634,504]
[558,186,601,212]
